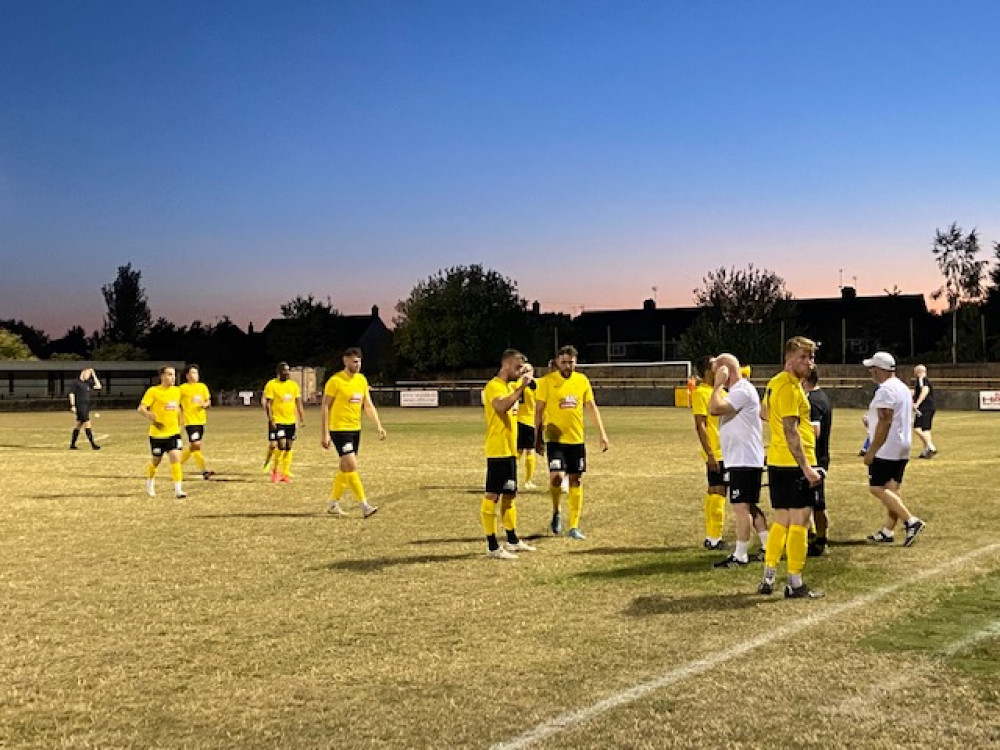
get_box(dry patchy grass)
[0,405,998,748]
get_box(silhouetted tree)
[930,223,986,363]
[101,263,153,344]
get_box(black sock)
[506,529,519,544]
[487,534,499,551]
[85,428,95,445]
[70,428,79,446]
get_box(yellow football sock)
[282,449,293,476]
[346,471,366,502]
[765,523,788,569]
[525,454,536,482]
[703,494,714,538]
[192,450,206,471]
[502,502,517,531]
[264,447,274,466]
[180,447,191,464]
[272,450,284,472]
[568,486,583,529]
[480,497,498,536]
[708,493,726,539]
[146,462,158,479]
[550,484,562,512]
[332,471,346,500]
[169,462,183,483]
[786,525,808,576]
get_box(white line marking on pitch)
[489,543,1000,750]
[830,618,1000,716]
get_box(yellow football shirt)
[324,371,369,431]
[516,383,536,426]
[179,382,210,426]
[264,378,301,424]
[483,377,518,458]
[764,370,816,467]
[691,382,722,461]
[537,371,593,445]
[140,385,182,438]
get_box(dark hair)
[276,362,289,375]
[343,347,362,358]
[805,367,819,386]
[158,365,174,376]
[695,356,712,379]
[501,348,523,363]
[182,364,199,379]
[557,345,578,358]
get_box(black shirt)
[913,376,935,411]
[807,387,832,465]
[69,378,94,408]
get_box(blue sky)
[2,0,998,336]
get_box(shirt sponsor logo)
[166,401,178,410]
[559,395,578,409]
[349,392,363,404]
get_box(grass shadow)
[321,552,479,572]
[625,591,775,617]
[28,493,138,500]
[568,545,694,556]
[828,539,872,547]
[193,512,326,520]
[575,555,735,580]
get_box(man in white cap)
[862,351,926,546]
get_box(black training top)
[913,376,935,411]
[69,378,94,408]
[807,387,832,464]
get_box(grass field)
[1,405,998,749]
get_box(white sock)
[735,540,749,562]
[758,530,768,547]
[788,573,803,588]
[174,482,184,494]
[882,526,894,537]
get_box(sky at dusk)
[2,0,999,338]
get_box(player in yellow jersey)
[758,336,825,599]
[691,356,727,551]
[322,347,386,518]
[516,362,540,490]
[178,364,214,480]
[534,345,610,540]
[263,362,305,484]
[137,365,186,499]
[481,349,536,559]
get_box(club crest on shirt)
[166,401,178,410]
[282,394,292,401]
[559,395,578,409]
[349,392,363,404]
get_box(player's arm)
[709,366,735,416]
[68,387,76,413]
[864,407,894,466]
[363,392,387,439]
[584,399,609,451]
[533,392,547,455]
[90,371,102,390]
[782,415,820,484]
[493,377,531,415]
[295,397,305,427]
[693,414,718,469]
[203,387,211,409]
[320,394,333,449]
[137,401,162,430]
[914,383,929,414]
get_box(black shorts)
[485,456,518,496]
[914,409,935,430]
[706,460,726,488]
[517,423,536,452]
[330,430,361,456]
[546,442,586,475]
[185,425,206,442]
[150,435,183,456]
[767,466,822,510]
[814,457,829,512]
[868,458,908,487]
[74,406,90,422]
[726,467,763,505]
[273,423,297,442]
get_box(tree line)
[3,225,1000,383]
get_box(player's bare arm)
[864,407,894,466]
[320,394,333,449]
[694,415,717,470]
[363,394,387,439]
[584,400,609,451]
[782,416,820,485]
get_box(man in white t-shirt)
[709,353,770,567]
[862,351,926,547]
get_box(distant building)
[572,288,940,364]
[0,360,185,401]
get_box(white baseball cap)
[862,351,896,371]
